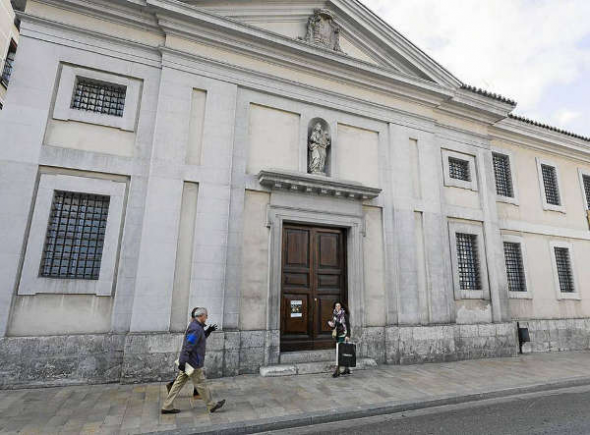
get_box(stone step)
[279,349,334,364]
[260,358,378,377]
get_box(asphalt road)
[259,385,590,435]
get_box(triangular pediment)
[178,0,461,88]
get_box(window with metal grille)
[71,78,126,117]
[493,153,514,197]
[541,164,560,206]
[583,175,590,210]
[503,242,526,292]
[449,157,471,182]
[40,191,110,280]
[554,247,574,293]
[456,233,481,290]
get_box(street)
[260,385,590,435]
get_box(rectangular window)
[583,174,590,210]
[71,78,127,117]
[503,242,526,292]
[541,164,561,206]
[449,157,471,182]
[1,39,17,87]
[40,191,110,280]
[554,247,574,293]
[456,233,481,290]
[493,153,514,198]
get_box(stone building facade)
[1,0,590,388]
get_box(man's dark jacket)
[179,319,207,369]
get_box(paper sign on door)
[290,300,303,318]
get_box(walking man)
[161,307,225,414]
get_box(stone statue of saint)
[308,123,331,175]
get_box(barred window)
[503,242,526,292]
[449,157,471,182]
[541,164,560,206]
[40,191,110,280]
[71,78,126,117]
[493,153,514,198]
[583,175,590,210]
[456,233,481,290]
[554,247,574,293]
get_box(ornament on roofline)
[302,9,343,52]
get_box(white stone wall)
[0,0,588,387]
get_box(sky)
[361,0,590,138]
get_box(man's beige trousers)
[161,368,215,411]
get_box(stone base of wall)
[359,322,518,365]
[3,320,588,389]
[518,318,590,354]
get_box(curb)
[148,376,590,435]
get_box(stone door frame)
[265,202,365,365]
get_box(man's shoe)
[166,382,173,393]
[161,409,181,414]
[209,399,226,413]
[342,368,351,375]
[332,370,340,378]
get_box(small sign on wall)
[290,300,303,318]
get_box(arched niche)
[307,118,331,177]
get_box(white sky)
[361,0,590,137]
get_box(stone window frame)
[491,147,519,205]
[577,168,590,212]
[53,64,141,132]
[502,235,532,299]
[448,220,490,300]
[548,240,580,301]
[18,174,126,297]
[536,157,566,214]
[441,149,478,191]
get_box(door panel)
[281,224,347,352]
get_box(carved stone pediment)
[258,169,381,201]
[304,9,342,52]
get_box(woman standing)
[328,302,351,378]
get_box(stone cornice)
[24,0,524,126]
[31,0,162,34]
[331,0,462,88]
[150,1,455,106]
[491,118,590,162]
[258,169,382,200]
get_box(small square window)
[541,164,561,206]
[456,233,480,290]
[554,247,574,293]
[40,190,110,280]
[71,78,127,117]
[493,153,514,198]
[503,242,526,292]
[449,157,471,182]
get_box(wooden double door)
[280,224,347,352]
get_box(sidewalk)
[1,351,589,435]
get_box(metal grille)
[583,175,590,210]
[71,78,126,117]
[503,242,526,292]
[449,157,471,181]
[456,233,481,290]
[554,247,574,293]
[40,191,110,280]
[541,164,560,206]
[493,153,514,197]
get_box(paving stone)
[0,351,589,434]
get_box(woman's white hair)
[193,307,208,318]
